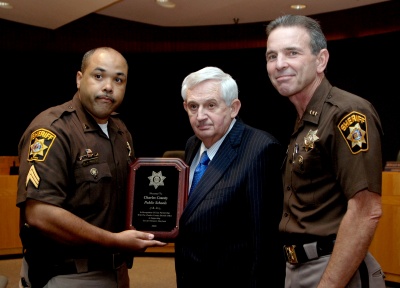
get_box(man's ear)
[230,99,241,118]
[317,49,329,73]
[76,71,82,89]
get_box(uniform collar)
[71,92,121,136]
[301,78,333,125]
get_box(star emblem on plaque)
[148,171,166,189]
[303,129,319,152]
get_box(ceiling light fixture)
[0,1,12,9]
[290,4,306,10]
[156,0,176,8]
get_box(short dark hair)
[266,14,327,55]
[80,47,128,72]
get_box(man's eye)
[266,55,276,61]
[95,74,102,79]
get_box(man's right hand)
[114,230,167,252]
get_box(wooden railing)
[0,175,21,256]
[370,172,400,283]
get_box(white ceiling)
[0,0,390,30]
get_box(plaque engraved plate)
[126,157,189,241]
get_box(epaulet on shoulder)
[330,86,360,100]
[48,104,73,119]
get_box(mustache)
[96,94,115,103]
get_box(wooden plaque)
[126,157,189,241]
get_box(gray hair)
[266,15,327,55]
[181,66,238,106]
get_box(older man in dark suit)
[174,66,285,287]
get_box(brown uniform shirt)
[17,93,135,258]
[280,78,383,241]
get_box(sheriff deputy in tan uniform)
[265,15,386,287]
[17,47,166,288]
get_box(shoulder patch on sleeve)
[27,129,56,162]
[337,111,368,154]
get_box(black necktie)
[189,151,210,194]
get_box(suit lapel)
[185,137,200,166]
[180,120,245,221]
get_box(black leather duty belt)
[283,239,335,264]
[53,253,126,275]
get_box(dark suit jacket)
[175,119,285,288]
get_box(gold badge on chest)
[303,129,319,152]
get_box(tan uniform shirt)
[17,93,135,258]
[280,78,383,241]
